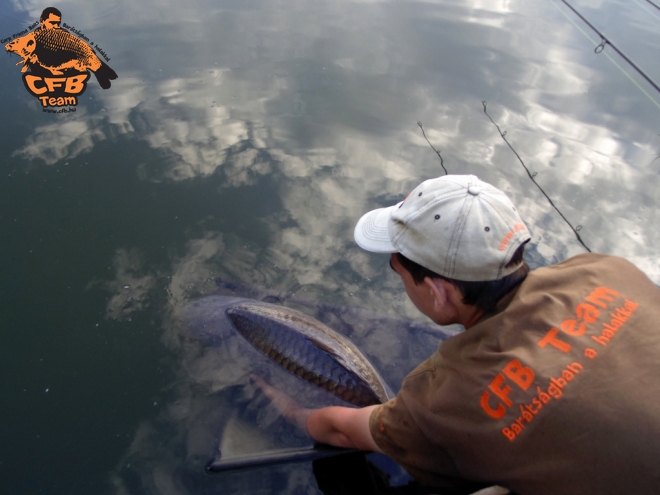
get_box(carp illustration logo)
[4,7,117,110]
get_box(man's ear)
[423,277,449,311]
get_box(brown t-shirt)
[370,253,660,495]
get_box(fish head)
[5,32,36,58]
[185,295,253,345]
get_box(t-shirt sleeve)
[369,391,477,489]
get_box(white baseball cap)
[354,175,530,281]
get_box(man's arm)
[252,375,383,453]
[307,405,383,452]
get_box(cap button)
[468,185,481,196]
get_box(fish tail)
[93,61,118,89]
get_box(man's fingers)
[250,374,276,397]
[249,374,312,434]
[250,374,268,390]
[251,374,281,401]
[251,374,296,413]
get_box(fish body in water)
[117,289,459,491]
[187,297,391,407]
[227,301,390,407]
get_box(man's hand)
[251,375,313,433]
[251,374,382,452]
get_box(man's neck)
[457,304,485,330]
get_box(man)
[39,7,63,30]
[257,175,660,494]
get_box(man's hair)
[40,7,62,22]
[394,241,529,313]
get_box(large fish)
[115,289,458,489]
[231,300,390,406]
[187,296,392,407]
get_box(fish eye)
[27,40,34,46]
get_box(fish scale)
[226,304,384,407]
[35,29,92,57]
[32,28,104,74]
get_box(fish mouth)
[5,47,22,57]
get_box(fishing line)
[417,121,448,175]
[633,0,660,19]
[482,101,592,253]
[554,0,660,97]
[548,0,660,111]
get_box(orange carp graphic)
[4,7,117,110]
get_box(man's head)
[354,175,531,319]
[40,8,62,29]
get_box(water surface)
[1,0,659,493]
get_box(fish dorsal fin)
[306,337,338,356]
[304,335,354,371]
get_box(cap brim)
[353,203,401,253]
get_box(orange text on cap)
[498,223,526,251]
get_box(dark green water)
[1,0,659,493]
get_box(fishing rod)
[643,0,660,13]
[556,0,660,95]
[417,121,447,175]
[481,102,591,252]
